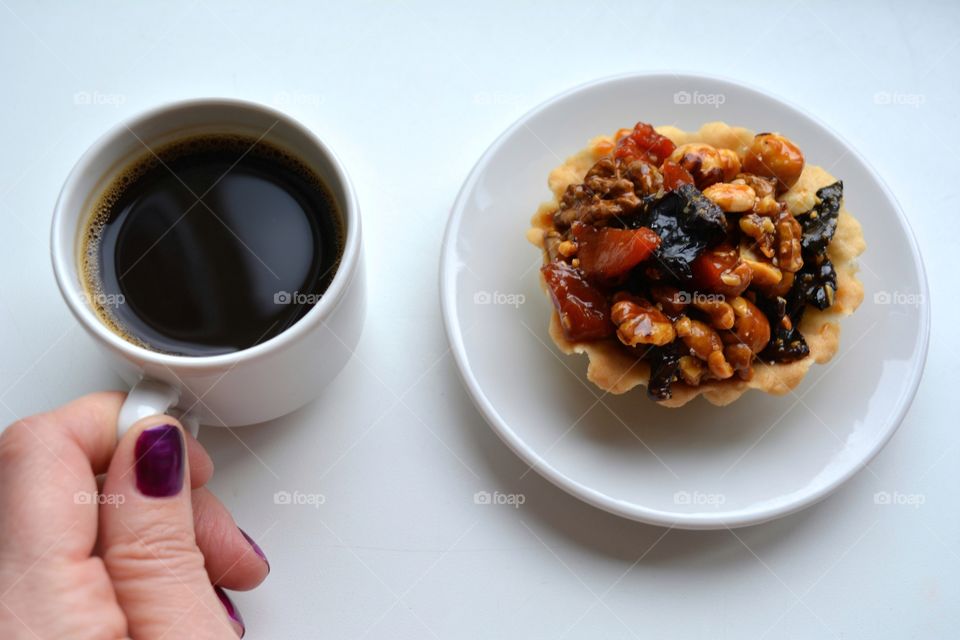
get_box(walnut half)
[553,157,645,228]
[775,211,804,273]
[611,296,676,347]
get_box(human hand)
[0,392,269,639]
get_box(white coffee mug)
[51,98,365,436]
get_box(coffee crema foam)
[80,133,344,355]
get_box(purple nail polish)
[239,527,270,572]
[216,586,245,637]
[134,425,184,497]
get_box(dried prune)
[793,253,837,310]
[541,261,613,341]
[779,181,842,313]
[631,184,728,283]
[645,340,687,401]
[800,181,842,255]
[756,295,810,363]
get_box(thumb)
[99,416,242,639]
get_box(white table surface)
[1,1,957,638]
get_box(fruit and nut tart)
[527,122,866,406]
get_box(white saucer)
[439,73,929,529]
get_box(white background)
[1,1,957,638]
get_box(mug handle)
[117,379,200,438]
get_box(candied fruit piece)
[691,243,752,297]
[614,122,676,165]
[571,222,660,281]
[541,261,613,341]
[661,159,695,191]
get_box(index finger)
[0,392,213,563]
[0,392,125,563]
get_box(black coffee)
[82,133,343,356]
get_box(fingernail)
[134,424,184,497]
[215,586,245,637]
[239,527,270,573]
